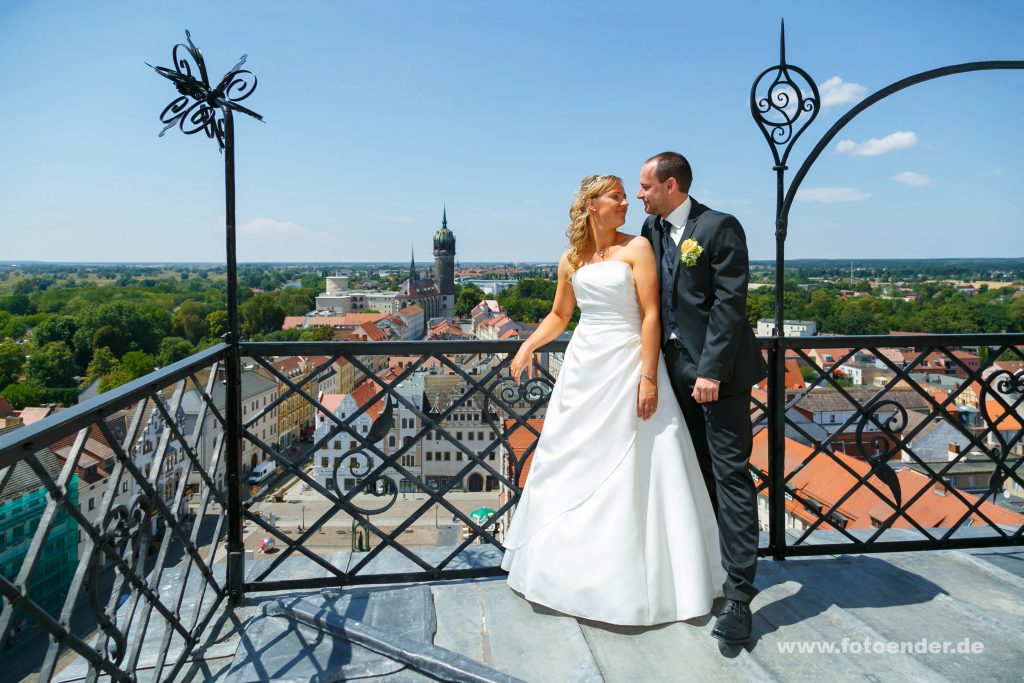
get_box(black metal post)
[149,30,262,604]
[223,108,245,605]
[751,21,820,561]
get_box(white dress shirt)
[663,196,692,247]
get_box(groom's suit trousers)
[663,342,760,604]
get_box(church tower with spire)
[409,245,418,283]
[433,206,456,319]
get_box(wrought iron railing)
[235,339,563,594]
[0,334,1021,679]
[755,333,1024,558]
[0,344,231,682]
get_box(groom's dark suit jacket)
[641,199,767,395]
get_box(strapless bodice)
[570,260,640,329]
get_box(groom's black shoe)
[711,599,752,644]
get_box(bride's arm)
[629,236,661,420]
[509,251,576,383]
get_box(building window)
[456,453,463,461]
[388,435,397,447]
[489,453,495,461]
[444,452,451,461]
[322,457,329,467]
[468,432,475,441]
[426,452,432,461]
[88,498,96,511]
[334,440,341,449]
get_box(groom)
[638,152,767,644]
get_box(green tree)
[0,383,46,410]
[299,325,335,341]
[455,285,486,317]
[0,313,29,340]
[157,337,194,366]
[1008,298,1024,331]
[32,315,77,347]
[171,300,210,344]
[72,300,171,366]
[206,310,228,339]
[92,325,128,357]
[0,294,31,315]
[86,346,118,382]
[240,294,285,338]
[277,288,316,315]
[0,343,25,388]
[25,341,78,387]
[120,351,156,379]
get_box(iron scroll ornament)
[330,395,400,516]
[147,30,263,150]
[750,20,820,171]
[979,369,1024,494]
[86,495,152,666]
[853,399,906,511]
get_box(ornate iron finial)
[779,18,786,65]
[148,30,263,150]
[750,19,819,169]
[443,204,447,229]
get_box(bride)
[500,174,725,626]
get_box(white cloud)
[835,131,918,156]
[796,187,871,203]
[818,76,867,108]
[891,171,931,187]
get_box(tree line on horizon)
[0,264,1020,410]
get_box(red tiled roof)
[984,400,1023,431]
[503,418,544,488]
[358,321,386,341]
[400,304,424,316]
[749,430,1024,530]
[18,406,58,425]
[283,313,389,330]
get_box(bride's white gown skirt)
[501,260,726,626]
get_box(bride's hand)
[638,376,657,420]
[510,348,533,385]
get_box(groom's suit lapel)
[672,198,703,293]
[651,215,664,272]
[682,199,701,242]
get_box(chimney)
[947,443,960,461]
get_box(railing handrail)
[0,343,228,467]
[238,339,570,355]
[753,332,1024,350]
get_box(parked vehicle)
[249,461,276,486]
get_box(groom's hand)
[692,376,720,404]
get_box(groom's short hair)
[646,152,692,192]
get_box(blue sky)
[1,1,1022,263]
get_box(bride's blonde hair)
[566,174,623,276]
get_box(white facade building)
[757,319,818,337]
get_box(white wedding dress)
[501,259,726,626]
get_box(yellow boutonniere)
[680,238,703,267]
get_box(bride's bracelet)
[640,372,656,383]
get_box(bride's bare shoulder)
[620,234,653,254]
